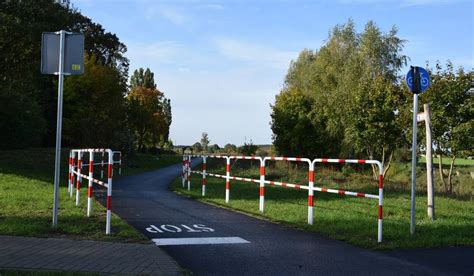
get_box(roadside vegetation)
[172,157,473,250]
[0,148,180,242]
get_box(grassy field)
[172,160,473,250]
[419,156,474,166]
[0,148,181,242]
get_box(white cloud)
[214,38,298,70]
[158,6,188,25]
[126,41,187,66]
[142,5,189,25]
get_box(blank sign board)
[41,32,84,75]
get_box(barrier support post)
[106,149,113,234]
[202,156,207,196]
[308,163,315,225]
[225,157,230,203]
[187,155,191,191]
[378,167,384,243]
[75,152,82,206]
[67,151,71,194]
[70,151,75,197]
[259,159,265,212]
[87,151,94,217]
[182,155,186,188]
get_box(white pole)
[182,155,186,188]
[67,151,71,194]
[52,30,66,228]
[76,152,82,206]
[225,157,230,203]
[425,104,435,220]
[202,156,207,196]
[308,163,314,225]
[87,151,94,217]
[259,158,265,213]
[187,155,191,191]
[410,93,419,234]
[106,149,113,234]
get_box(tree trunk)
[438,154,448,193]
[383,151,393,178]
[447,156,456,193]
[367,149,378,180]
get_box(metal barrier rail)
[184,154,384,243]
[69,148,114,234]
[312,158,384,243]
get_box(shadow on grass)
[0,148,70,184]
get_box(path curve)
[109,161,472,275]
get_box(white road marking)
[152,237,250,246]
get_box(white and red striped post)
[259,159,265,212]
[225,157,230,203]
[202,156,207,196]
[87,151,94,217]
[67,151,72,194]
[69,151,76,197]
[378,169,384,243]
[182,155,186,188]
[75,152,82,206]
[106,149,113,235]
[101,151,105,179]
[187,155,191,191]
[308,162,315,225]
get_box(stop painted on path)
[145,223,250,246]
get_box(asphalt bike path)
[109,160,472,275]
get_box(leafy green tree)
[224,143,237,154]
[162,98,172,142]
[209,144,220,153]
[130,68,156,89]
[200,132,210,153]
[420,62,473,193]
[192,142,203,153]
[0,0,129,148]
[272,20,408,177]
[62,54,127,148]
[127,86,166,152]
[238,140,259,156]
[271,88,335,157]
[127,68,171,152]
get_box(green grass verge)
[0,148,181,242]
[120,153,183,177]
[171,165,473,250]
[418,156,474,166]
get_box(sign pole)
[410,93,418,235]
[406,65,430,235]
[52,30,66,228]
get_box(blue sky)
[73,0,473,146]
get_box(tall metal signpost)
[41,30,84,228]
[405,66,430,235]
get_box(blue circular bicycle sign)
[406,66,430,94]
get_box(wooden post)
[424,104,435,220]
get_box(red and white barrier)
[69,148,114,234]
[184,154,385,243]
[312,158,384,243]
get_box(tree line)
[270,20,472,183]
[0,0,172,154]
